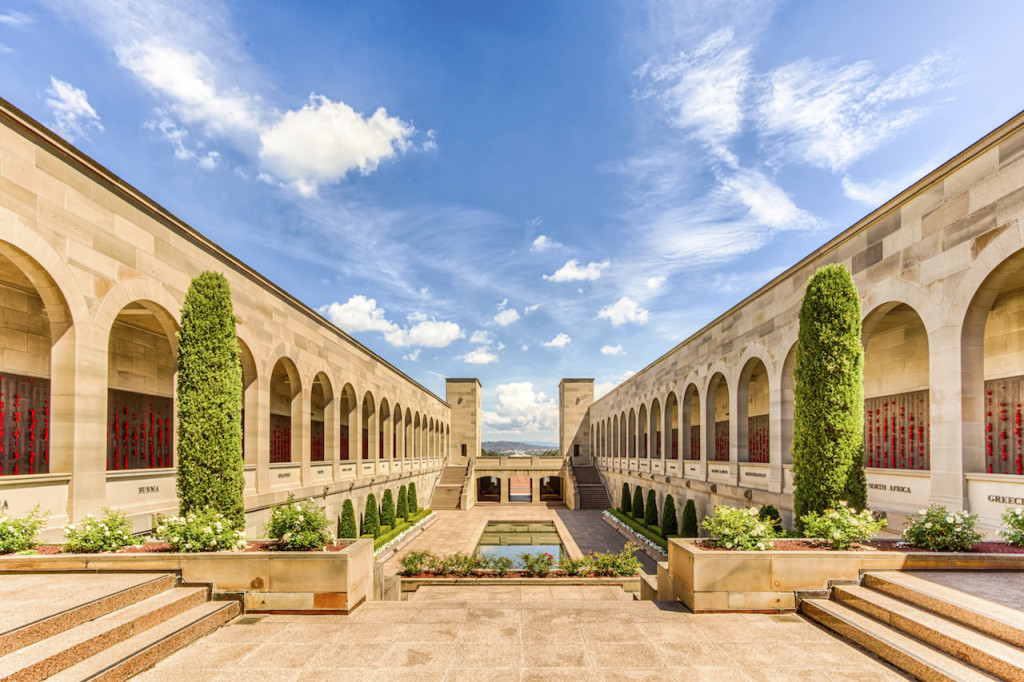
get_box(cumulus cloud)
[524,303,540,314]
[595,370,635,399]
[470,330,497,345]
[601,345,624,356]
[45,77,103,142]
[542,332,571,348]
[321,295,463,348]
[645,276,665,291]
[530,234,561,252]
[403,349,421,362]
[482,382,558,435]
[598,297,649,326]
[460,347,499,364]
[543,259,610,282]
[492,307,520,326]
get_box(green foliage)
[338,499,357,538]
[380,489,396,529]
[154,507,246,552]
[792,264,866,532]
[902,504,983,552]
[361,493,380,538]
[407,482,419,515]
[486,555,515,576]
[265,497,332,550]
[701,505,777,551]
[398,549,432,575]
[681,499,698,538]
[644,489,658,527]
[0,506,48,554]
[588,543,643,577]
[1000,507,1024,547]
[632,486,644,522]
[606,508,668,552]
[800,502,886,550]
[63,508,143,553]
[559,556,591,576]
[621,483,631,515]
[396,485,408,522]
[519,551,555,576]
[431,552,483,576]
[758,505,784,534]
[176,271,245,527]
[372,508,432,551]
[844,459,868,512]
[661,494,678,536]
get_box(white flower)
[918,509,928,515]
[924,523,932,529]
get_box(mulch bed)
[9,540,353,556]
[694,539,1024,554]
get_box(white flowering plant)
[998,507,1024,547]
[154,507,246,552]
[265,496,331,551]
[62,507,143,553]
[902,504,983,552]
[0,505,48,554]
[701,505,776,551]
[800,502,886,550]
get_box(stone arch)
[413,412,421,459]
[664,391,679,460]
[619,411,627,459]
[705,372,729,462]
[310,371,334,462]
[404,408,413,459]
[737,356,770,463]
[93,279,181,353]
[682,382,700,460]
[628,408,637,458]
[361,391,376,460]
[379,397,391,460]
[638,403,648,458]
[269,356,302,465]
[339,383,357,461]
[392,402,403,459]
[780,342,797,465]
[650,398,662,459]
[237,337,258,462]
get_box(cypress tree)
[381,488,396,530]
[361,493,380,538]
[396,485,408,522]
[175,271,244,527]
[681,499,698,538]
[758,504,783,534]
[621,483,631,515]
[661,494,678,536]
[338,499,357,538]
[792,264,866,531]
[632,486,644,522]
[644,489,658,527]
[408,482,419,514]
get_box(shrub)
[154,507,246,552]
[999,507,1024,547]
[661,494,678,537]
[701,505,776,551]
[436,552,482,576]
[408,482,419,515]
[681,499,698,537]
[399,549,432,575]
[758,505,783,534]
[607,508,667,552]
[265,497,331,550]
[632,486,644,522]
[361,493,380,538]
[644,489,658,527]
[396,485,408,522]
[176,271,245,527]
[621,483,631,515]
[800,502,886,550]
[589,543,642,577]
[902,504,983,552]
[0,505,48,554]
[380,489,396,530]
[792,264,866,532]
[63,507,143,553]
[520,551,555,577]
[486,555,515,576]
[338,499,357,538]
[559,556,591,576]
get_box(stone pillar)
[294,388,310,487]
[768,383,784,494]
[446,379,481,467]
[930,325,969,509]
[559,379,594,464]
[500,476,509,504]
[532,476,541,505]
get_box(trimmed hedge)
[681,499,698,538]
[644,489,658,527]
[396,485,408,522]
[372,508,432,551]
[792,264,866,531]
[381,488,396,529]
[175,271,244,526]
[408,482,419,515]
[661,494,678,537]
[621,483,631,515]
[632,486,644,522]
[338,499,357,538]
[606,508,668,552]
[361,493,380,538]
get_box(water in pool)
[475,521,565,566]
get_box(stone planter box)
[0,538,374,614]
[663,538,1024,613]
[399,575,641,597]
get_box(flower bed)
[17,540,355,555]
[692,539,1024,554]
[604,509,668,555]
[373,509,434,555]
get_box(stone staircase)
[430,466,467,509]
[572,464,611,509]
[801,571,1024,681]
[0,572,238,681]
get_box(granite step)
[801,598,997,682]
[863,571,1024,649]
[0,586,208,681]
[47,601,239,682]
[833,584,1024,679]
[0,574,175,658]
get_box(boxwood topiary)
[361,493,380,538]
[338,499,357,538]
[681,498,698,538]
[644,489,658,528]
[621,482,631,515]
[661,494,678,536]
[632,486,644,522]
[408,482,419,515]
[396,485,408,522]
[380,488,396,530]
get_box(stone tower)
[446,378,481,465]
[559,378,594,464]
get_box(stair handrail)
[563,459,580,510]
[459,456,475,510]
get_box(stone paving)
[911,570,1024,611]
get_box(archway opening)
[310,373,332,462]
[540,476,562,501]
[379,398,391,460]
[665,392,679,459]
[638,404,648,458]
[238,340,257,462]
[650,399,662,459]
[361,392,375,460]
[739,359,770,463]
[707,373,729,462]
[683,384,700,460]
[269,358,300,464]
[339,384,356,460]
[509,475,532,503]
[477,475,501,502]
[628,409,636,458]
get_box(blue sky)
[5,1,1024,442]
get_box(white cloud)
[530,234,561,252]
[601,345,624,356]
[470,330,496,345]
[321,295,463,348]
[482,382,558,435]
[403,349,421,362]
[0,11,32,28]
[721,167,820,230]
[841,160,936,206]
[542,332,571,348]
[460,347,499,364]
[524,303,540,314]
[145,116,220,169]
[543,259,610,282]
[594,370,636,399]
[520,344,529,351]
[598,297,650,326]
[44,77,103,142]
[645,276,665,291]
[259,94,415,196]
[492,307,520,326]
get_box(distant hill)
[482,440,558,452]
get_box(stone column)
[930,324,969,509]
